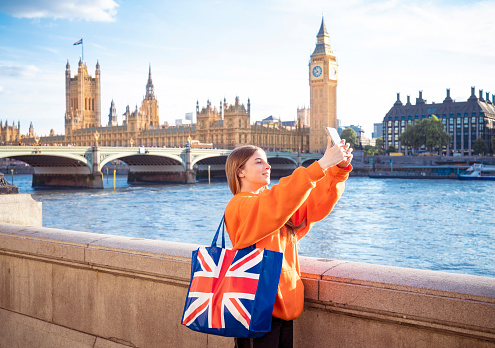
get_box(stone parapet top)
[299,255,495,303]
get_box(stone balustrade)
[0,223,494,347]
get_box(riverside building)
[19,18,341,153]
[383,88,495,155]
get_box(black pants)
[234,317,293,348]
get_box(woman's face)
[238,149,271,193]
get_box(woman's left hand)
[337,141,353,168]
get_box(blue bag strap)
[211,214,256,249]
[211,215,226,248]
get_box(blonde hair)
[225,145,264,195]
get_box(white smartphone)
[325,127,341,146]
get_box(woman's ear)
[237,168,245,178]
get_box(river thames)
[11,174,495,278]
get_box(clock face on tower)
[312,65,322,78]
[329,65,336,80]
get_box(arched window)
[85,98,87,110]
[92,98,94,111]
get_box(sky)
[0,0,494,138]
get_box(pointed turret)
[317,16,329,37]
[108,99,117,127]
[65,59,71,80]
[95,59,100,77]
[145,64,155,100]
[312,16,333,56]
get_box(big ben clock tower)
[309,17,337,153]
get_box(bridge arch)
[266,155,297,166]
[190,151,231,167]
[100,152,185,171]
[302,158,319,167]
[0,151,91,172]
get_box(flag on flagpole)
[73,38,83,46]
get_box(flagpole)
[82,36,84,62]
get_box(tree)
[398,115,451,153]
[364,137,384,156]
[473,137,488,155]
[398,124,422,151]
[386,145,396,154]
[491,136,495,154]
[375,137,384,154]
[422,116,450,152]
[340,128,358,148]
[364,145,377,156]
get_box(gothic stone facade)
[0,121,21,145]
[28,59,311,152]
[23,19,344,152]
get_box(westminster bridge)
[0,146,321,188]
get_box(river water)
[10,174,495,278]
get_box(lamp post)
[94,131,100,147]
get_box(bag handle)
[211,215,226,248]
[211,214,256,249]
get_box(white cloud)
[0,65,40,78]
[0,0,118,22]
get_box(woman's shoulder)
[227,192,256,206]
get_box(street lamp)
[94,131,100,147]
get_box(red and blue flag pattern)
[182,244,282,338]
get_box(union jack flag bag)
[181,215,283,338]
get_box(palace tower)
[309,17,337,153]
[122,65,160,133]
[65,58,101,134]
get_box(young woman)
[224,137,353,348]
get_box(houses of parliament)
[4,18,338,154]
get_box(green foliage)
[473,137,488,155]
[364,137,384,155]
[398,115,451,152]
[340,128,358,148]
[364,145,377,156]
[491,136,495,154]
[386,145,396,154]
[375,137,384,151]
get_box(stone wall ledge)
[1,222,494,347]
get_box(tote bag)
[181,216,283,338]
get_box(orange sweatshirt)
[224,161,351,321]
